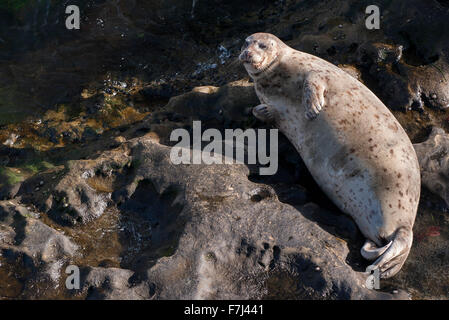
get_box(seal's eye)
[258,43,267,49]
[242,40,251,50]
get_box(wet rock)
[17,150,130,226]
[0,182,21,200]
[140,83,174,100]
[81,94,105,116]
[357,42,403,65]
[82,127,100,142]
[43,127,59,144]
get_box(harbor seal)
[239,33,420,279]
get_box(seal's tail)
[360,227,413,278]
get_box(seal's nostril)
[239,51,251,62]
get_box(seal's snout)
[239,50,252,63]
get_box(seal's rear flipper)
[361,239,392,261]
[363,227,413,279]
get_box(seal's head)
[239,33,283,77]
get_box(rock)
[414,127,449,206]
[3,133,19,147]
[17,150,130,225]
[140,83,174,100]
[0,202,77,260]
[0,201,78,298]
[132,80,259,146]
[51,137,395,300]
[82,267,153,300]
[382,132,449,299]
[357,42,403,65]
[396,58,449,110]
[164,79,258,127]
[82,127,100,142]
[2,0,449,300]
[4,134,402,299]
[357,42,449,111]
[44,127,59,144]
[0,182,21,200]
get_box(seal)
[239,33,421,279]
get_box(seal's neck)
[249,53,281,79]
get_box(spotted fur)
[241,33,421,279]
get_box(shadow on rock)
[116,179,186,282]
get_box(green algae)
[23,160,54,174]
[0,166,24,185]
[0,160,54,187]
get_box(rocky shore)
[1,0,448,299]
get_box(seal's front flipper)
[303,73,326,120]
[252,104,277,123]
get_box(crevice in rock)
[117,179,186,274]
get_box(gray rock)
[0,201,78,298]
[414,127,449,206]
[3,134,405,299]
[83,267,152,300]
[0,201,77,258]
[67,138,397,299]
